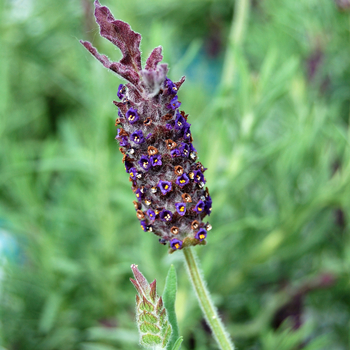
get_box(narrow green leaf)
[39,292,62,333]
[171,337,183,350]
[163,265,179,350]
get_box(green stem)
[183,247,234,350]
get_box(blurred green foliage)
[0,0,350,349]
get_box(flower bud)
[130,264,172,349]
[81,0,212,251]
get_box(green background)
[0,0,349,349]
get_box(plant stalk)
[183,247,234,350]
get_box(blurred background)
[1,0,350,349]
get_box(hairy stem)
[183,247,234,350]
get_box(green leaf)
[139,322,160,334]
[163,265,179,350]
[141,334,162,347]
[162,324,172,348]
[139,311,158,324]
[171,337,183,350]
[38,292,62,333]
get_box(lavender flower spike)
[81,0,212,251]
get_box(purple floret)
[179,143,190,157]
[139,155,151,171]
[170,238,183,250]
[125,160,133,173]
[176,174,189,188]
[175,203,186,216]
[205,195,212,216]
[140,220,147,232]
[193,170,205,183]
[167,95,181,110]
[193,200,205,213]
[150,154,162,166]
[183,127,191,141]
[129,167,138,180]
[135,188,143,201]
[117,84,126,99]
[159,209,173,222]
[147,209,156,221]
[125,108,139,124]
[170,149,181,158]
[165,78,177,95]
[174,113,187,130]
[130,130,145,144]
[158,180,172,195]
[195,228,207,241]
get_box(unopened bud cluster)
[81,1,212,251]
[130,264,172,349]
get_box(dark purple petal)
[125,160,133,173]
[170,149,181,158]
[170,239,183,250]
[205,195,212,216]
[130,130,145,144]
[139,155,151,170]
[129,167,138,180]
[159,209,173,222]
[175,113,186,130]
[175,203,186,216]
[135,188,143,201]
[117,84,126,99]
[158,181,172,195]
[140,220,147,232]
[150,154,162,166]
[193,170,205,183]
[189,143,197,153]
[115,133,129,147]
[183,127,192,141]
[195,228,207,241]
[167,96,181,110]
[176,174,189,188]
[126,108,139,124]
[165,78,177,95]
[194,200,205,213]
[179,143,190,157]
[147,209,156,220]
